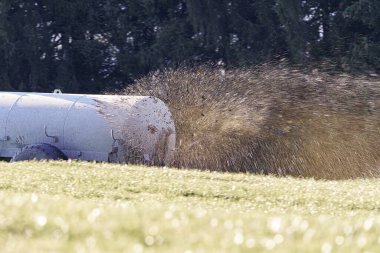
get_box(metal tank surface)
[0,91,176,165]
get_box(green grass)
[0,161,380,252]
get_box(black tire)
[11,143,68,162]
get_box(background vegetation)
[0,0,379,92]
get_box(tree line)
[0,0,379,93]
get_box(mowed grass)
[0,162,380,252]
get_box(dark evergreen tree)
[337,0,380,71]
[187,0,286,65]
[0,0,379,93]
[275,0,308,63]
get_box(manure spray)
[125,64,380,180]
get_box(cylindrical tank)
[0,92,176,165]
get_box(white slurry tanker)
[0,91,176,165]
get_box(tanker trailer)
[0,91,175,165]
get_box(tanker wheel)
[11,143,68,162]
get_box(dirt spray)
[125,64,380,179]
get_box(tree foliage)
[0,0,379,92]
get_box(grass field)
[0,161,380,252]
